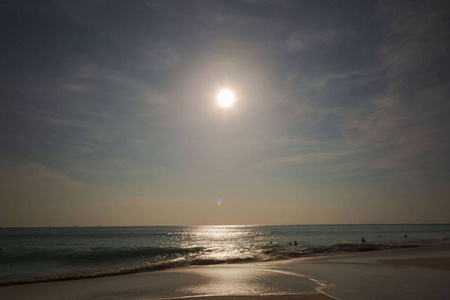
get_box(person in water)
[294,241,298,246]
[362,237,366,243]
[404,234,408,238]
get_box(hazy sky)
[1,0,450,226]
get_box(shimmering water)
[1,224,449,285]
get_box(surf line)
[256,268,340,300]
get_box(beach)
[2,0,450,299]
[1,243,449,300]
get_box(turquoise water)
[1,224,449,285]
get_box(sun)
[216,89,235,108]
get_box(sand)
[165,295,335,300]
[1,244,449,300]
[379,257,450,270]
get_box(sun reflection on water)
[172,226,266,262]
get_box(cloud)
[0,164,93,226]
[259,149,364,167]
[142,89,178,115]
[241,0,286,4]
[340,0,450,178]
[287,29,353,51]
[379,0,450,93]
[0,163,170,226]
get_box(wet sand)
[166,295,335,300]
[1,244,449,300]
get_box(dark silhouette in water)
[362,237,366,243]
[289,242,292,245]
[294,241,298,246]
[404,234,408,238]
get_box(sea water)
[1,224,449,285]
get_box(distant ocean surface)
[1,224,449,285]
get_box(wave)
[0,242,420,286]
[1,246,204,264]
[261,242,419,260]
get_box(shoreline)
[0,242,425,287]
[163,295,336,300]
[1,244,449,299]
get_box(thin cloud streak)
[259,149,365,168]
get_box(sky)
[1,0,450,227]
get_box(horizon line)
[2,223,449,229]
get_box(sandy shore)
[165,295,335,300]
[379,257,450,270]
[1,244,449,300]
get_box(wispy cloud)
[287,29,354,51]
[379,0,450,94]
[259,149,364,167]
[338,0,450,178]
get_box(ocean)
[1,224,449,285]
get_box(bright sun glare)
[217,89,235,108]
